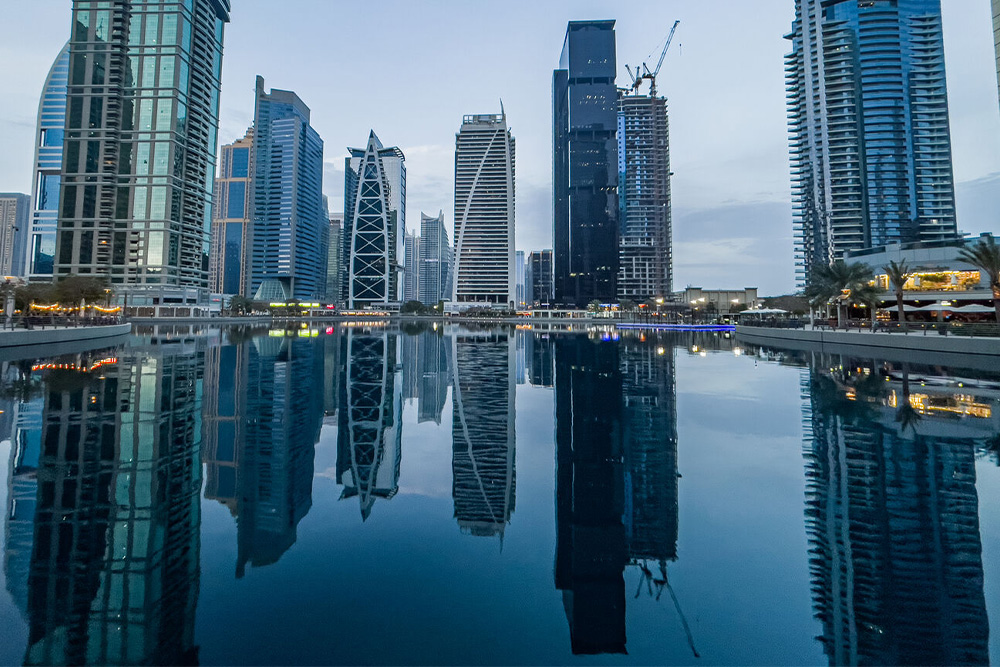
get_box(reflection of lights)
[657,346,665,355]
[699,351,707,357]
[691,345,699,353]
[734,348,742,356]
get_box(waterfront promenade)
[0,322,132,361]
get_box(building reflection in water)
[802,355,993,665]
[337,328,403,520]
[19,337,206,665]
[203,332,324,576]
[451,329,516,538]
[552,331,682,655]
[401,327,451,425]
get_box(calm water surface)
[0,324,998,665]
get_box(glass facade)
[343,131,405,308]
[553,21,619,308]
[56,0,230,296]
[28,44,69,280]
[248,78,327,301]
[786,0,958,286]
[209,128,252,295]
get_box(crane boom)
[653,20,680,78]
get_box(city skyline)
[2,2,999,295]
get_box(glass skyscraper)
[343,131,406,308]
[553,20,619,308]
[418,210,452,306]
[27,43,69,280]
[786,0,958,286]
[56,0,230,305]
[249,77,327,301]
[209,128,252,295]
[0,195,30,277]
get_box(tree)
[227,294,252,315]
[804,260,873,327]
[853,282,884,329]
[401,300,425,315]
[882,259,911,329]
[14,282,58,311]
[957,235,1000,323]
[619,299,637,313]
[587,299,602,313]
[54,275,112,305]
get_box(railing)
[739,318,1000,338]
[0,315,125,331]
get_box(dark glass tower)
[56,0,229,304]
[553,20,619,308]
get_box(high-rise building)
[527,249,553,307]
[453,112,515,306]
[248,77,326,301]
[617,93,672,300]
[403,231,421,303]
[56,0,230,310]
[451,330,516,536]
[553,21,619,307]
[786,0,958,286]
[515,250,526,308]
[0,195,30,276]
[326,214,343,303]
[418,210,452,306]
[344,131,406,308]
[26,43,69,281]
[209,128,253,295]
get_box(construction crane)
[628,20,680,97]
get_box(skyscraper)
[344,131,406,308]
[248,77,327,301]
[56,0,230,310]
[786,0,958,286]
[617,93,672,300]
[515,250,526,308]
[418,210,452,306]
[527,249,553,307]
[0,195,30,276]
[209,128,253,295]
[326,213,343,302]
[26,43,69,281]
[403,231,421,303]
[453,112,515,306]
[553,21,619,307]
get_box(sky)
[1,1,999,295]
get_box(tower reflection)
[203,333,324,575]
[22,339,205,665]
[451,329,516,537]
[337,328,403,520]
[803,357,992,665]
[553,331,681,655]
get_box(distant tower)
[344,131,406,308]
[403,232,421,303]
[210,128,253,295]
[326,214,343,302]
[786,0,958,287]
[453,112,515,306]
[26,43,69,281]
[249,77,327,301]
[553,21,619,307]
[0,195,30,276]
[515,250,526,308]
[618,93,672,300]
[418,211,452,306]
[528,249,553,307]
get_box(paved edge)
[0,323,132,349]
[735,325,1000,357]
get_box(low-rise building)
[674,287,760,313]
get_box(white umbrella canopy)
[951,304,995,313]
[739,308,788,315]
[913,302,955,312]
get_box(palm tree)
[804,260,873,328]
[853,282,884,329]
[958,235,1000,323]
[882,259,911,330]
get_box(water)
[0,324,998,665]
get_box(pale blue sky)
[2,1,999,294]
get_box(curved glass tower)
[786,0,958,286]
[27,43,69,280]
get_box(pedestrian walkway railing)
[739,318,1000,338]
[0,315,125,331]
